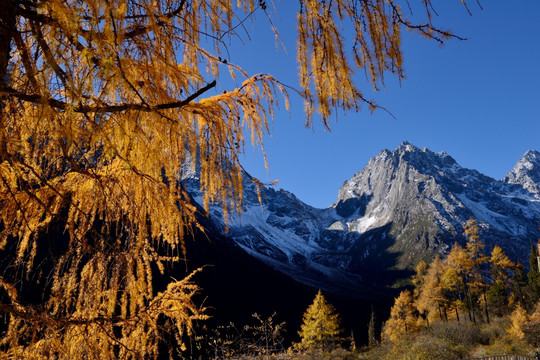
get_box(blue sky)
[218,1,540,208]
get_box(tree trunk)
[0,0,16,162]
[0,1,16,83]
[468,292,476,324]
[483,291,490,324]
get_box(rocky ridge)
[184,142,540,296]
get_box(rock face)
[184,142,540,296]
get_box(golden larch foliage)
[296,289,344,352]
[508,305,528,340]
[415,255,448,324]
[490,244,515,282]
[383,290,418,344]
[0,0,471,357]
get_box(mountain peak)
[383,142,461,177]
[396,140,419,153]
[187,143,540,296]
[504,149,540,197]
[522,149,540,165]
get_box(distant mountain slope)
[168,207,393,349]
[184,142,540,295]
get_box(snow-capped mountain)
[504,150,540,198]
[183,142,540,295]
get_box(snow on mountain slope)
[183,142,540,295]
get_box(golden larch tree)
[411,259,428,305]
[415,255,448,324]
[0,0,472,358]
[488,245,515,316]
[507,305,528,340]
[296,290,344,353]
[382,290,418,344]
[490,245,515,281]
[441,242,475,322]
[463,218,490,323]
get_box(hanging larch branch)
[0,0,473,358]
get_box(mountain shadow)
[162,209,398,353]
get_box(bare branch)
[0,80,217,114]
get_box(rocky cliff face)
[184,142,540,296]
[334,142,539,266]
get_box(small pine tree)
[528,242,540,304]
[296,290,344,353]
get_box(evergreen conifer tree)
[511,263,529,309]
[528,242,540,279]
[527,242,540,305]
[296,290,343,353]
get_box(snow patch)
[327,221,347,231]
[352,215,378,234]
[455,194,527,235]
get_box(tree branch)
[124,0,188,39]
[388,1,468,43]
[0,303,132,327]
[14,1,189,40]
[0,80,217,114]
